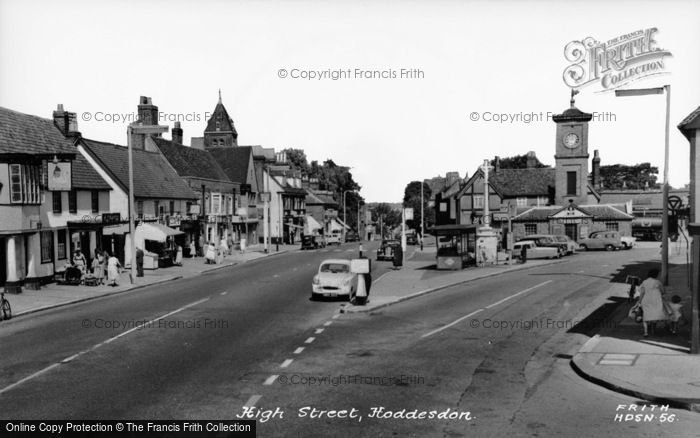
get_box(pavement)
[345,245,565,313]
[5,244,297,317]
[570,241,700,412]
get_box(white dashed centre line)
[294,347,305,354]
[332,314,340,319]
[280,359,293,368]
[305,337,316,344]
[243,395,262,408]
[323,321,333,326]
[220,291,228,295]
[315,328,324,334]
[264,375,278,385]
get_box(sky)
[1,0,699,203]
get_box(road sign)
[668,195,682,211]
[404,208,414,220]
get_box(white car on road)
[513,240,560,260]
[311,259,358,300]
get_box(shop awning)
[330,218,350,231]
[136,223,183,243]
[305,215,323,235]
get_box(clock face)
[563,133,579,148]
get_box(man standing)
[136,247,144,277]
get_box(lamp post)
[126,122,168,284]
[615,85,671,285]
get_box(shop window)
[40,230,54,263]
[52,191,62,213]
[516,197,527,207]
[211,194,221,215]
[68,190,77,213]
[91,190,99,213]
[524,223,537,235]
[605,222,619,231]
[57,229,67,260]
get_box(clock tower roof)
[552,106,592,123]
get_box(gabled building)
[0,106,111,293]
[304,177,338,236]
[77,135,197,263]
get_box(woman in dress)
[638,269,667,337]
[92,248,105,285]
[106,252,121,287]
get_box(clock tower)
[553,91,593,206]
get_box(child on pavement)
[668,295,683,334]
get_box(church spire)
[218,89,222,104]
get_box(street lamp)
[615,85,671,285]
[126,122,168,284]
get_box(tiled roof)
[207,146,253,185]
[153,138,230,182]
[580,204,634,220]
[552,105,593,122]
[514,204,633,221]
[305,190,337,206]
[493,168,555,196]
[0,107,76,156]
[72,152,111,190]
[514,206,561,221]
[81,138,197,200]
[678,105,700,139]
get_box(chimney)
[526,151,537,168]
[494,156,500,172]
[53,104,80,138]
[172,122,183,144]
[592,149,601,189]
[446,171,460,187]
[137,96,159,126]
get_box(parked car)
[406,232,418,245]
[376,239,400,261]
[311,259,358,300]
[513,240,560,259]
[325,230,342,245]
[301,235,322,250]
[620,235,636,250]
[345,230,360,242]
[518,235,567,257]
[552,235,578,254]
[577,231,623,251]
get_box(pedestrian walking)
[667,295,683,334]
[205,242,217,264]
[73,249,87,275]
[219,236,228,259]
[520,244,527,264]
[92,248,105,284]
[135,247,144,277]
[228,235,234,256]
[638,269,667,337]
[106,252,121,286]
[198,234,205,257]
[188,240,196,258]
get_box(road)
[0,242,697,437]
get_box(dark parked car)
[345,230,360,242]
[406,233,418,245]
[376,239,400,261]
[301,235,322,250]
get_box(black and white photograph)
[1,0,700,436]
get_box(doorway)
[565,224,578,242]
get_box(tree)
[598,163,660,190]
[370,203,401,237]
[282,148,311,176]
[489,154,547,169]
[402,181,433,232]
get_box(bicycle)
[1,292,11,321]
